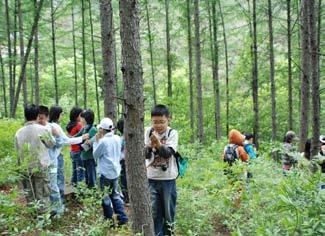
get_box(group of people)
[15,103,179,236]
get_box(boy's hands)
[82,133,89,140]
[150,134,161,149]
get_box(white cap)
[97,118,114,131]
[320,135,325,144]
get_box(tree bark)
[71,3,78,106]
[212,0,221,140]
[13,1,17,109]
[299,0,311,152]
[12,0,44,117]
[100,0,117,123]
[309,0,320,156]
[81,0,87,108]
[51,0,58,105]
[165,0,172,98]
[88,0,100,123]
[4,0,14,117]
[218,0,229,135]
[34,0,40,105]
[186,0,195,143]
[18,0,27,107]
[194,0,204,143]
[287,0,293,130]
[119,0,154,235]
[0,49,7,117]
[145,0,157,106]
[267,0,277,141]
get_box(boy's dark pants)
[148,179,177,236]
[120,159,129,203]
[100,175,128,224]
[83,159,96,188]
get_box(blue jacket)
[244,142,256,160]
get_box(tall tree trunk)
[12,0,44,117]
[99,0,117,123]
[13,1,17,109]
[34,0,40,106]
[252,0,259,148]
[51,0,58,105]
[165,0,172,98]
[145,0,157,106]
[309,0,320,156]
[218,0,229,135]
[194,0,204,143]
[71,3,78,106]
[212,0,221,140]
[119,0,154,235]
[267,0,277,141]
[186,0,195,143]
[81,0,87,108]
[299,0,311,151]
[88,0,100,122]
[287,0,293,130]
[0,49,7,117]
[4,0,13,116]
[18,0,27,107]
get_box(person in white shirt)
[93,117,128,225]
[15,105,53,209]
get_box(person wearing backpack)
[145,104,178,236]
[223,129,249,165]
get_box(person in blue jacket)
[244,133,257,160]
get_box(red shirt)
[69,122,82,152]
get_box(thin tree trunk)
[287,0,293,130]
[119,0,154,235]
[12,0,44,117]
[299,0,311,151]
[88,0,100,122]
[29,60,33,103]
[268,0,277,141]
[218,0,229,135]
[51,0,58,105]
[309,0,320,156]
[252,0,259,148]
[99,0,117,122]
[0,49,7,117]
[71,3,78,106]
[165,0,172,98]
[145,0,157,106]
[18,0,27,107]
[212,0,221,140]
[13,1,17,109]
[186,0,195,143]
[34,0,40,106]
[194,0,204,143]
[81,0,87,108]
[4,0,13,116]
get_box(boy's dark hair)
[151,104,170,117]
[49,106,63,123]
[69,107,83,122]
[24,104,39,121]
[117,118,124,134]
[245,133,254,140]
[81,109,94,125]
[38,105,49,117]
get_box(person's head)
[97,117,114,134]
[24,104,39,122]
[244,133,254,144]
[69,107,83,122]
[37,105,49,126]
[320,135,325,154]
[49,106,63,123]
[151,104,170,134]
[80,109,94,126]
[284,130,299,144]
[117,118,124,135]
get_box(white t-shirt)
[145,127,178,180]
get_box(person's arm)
[246,144,256,159]
[57,125,85,145]
[93,140,105,161]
